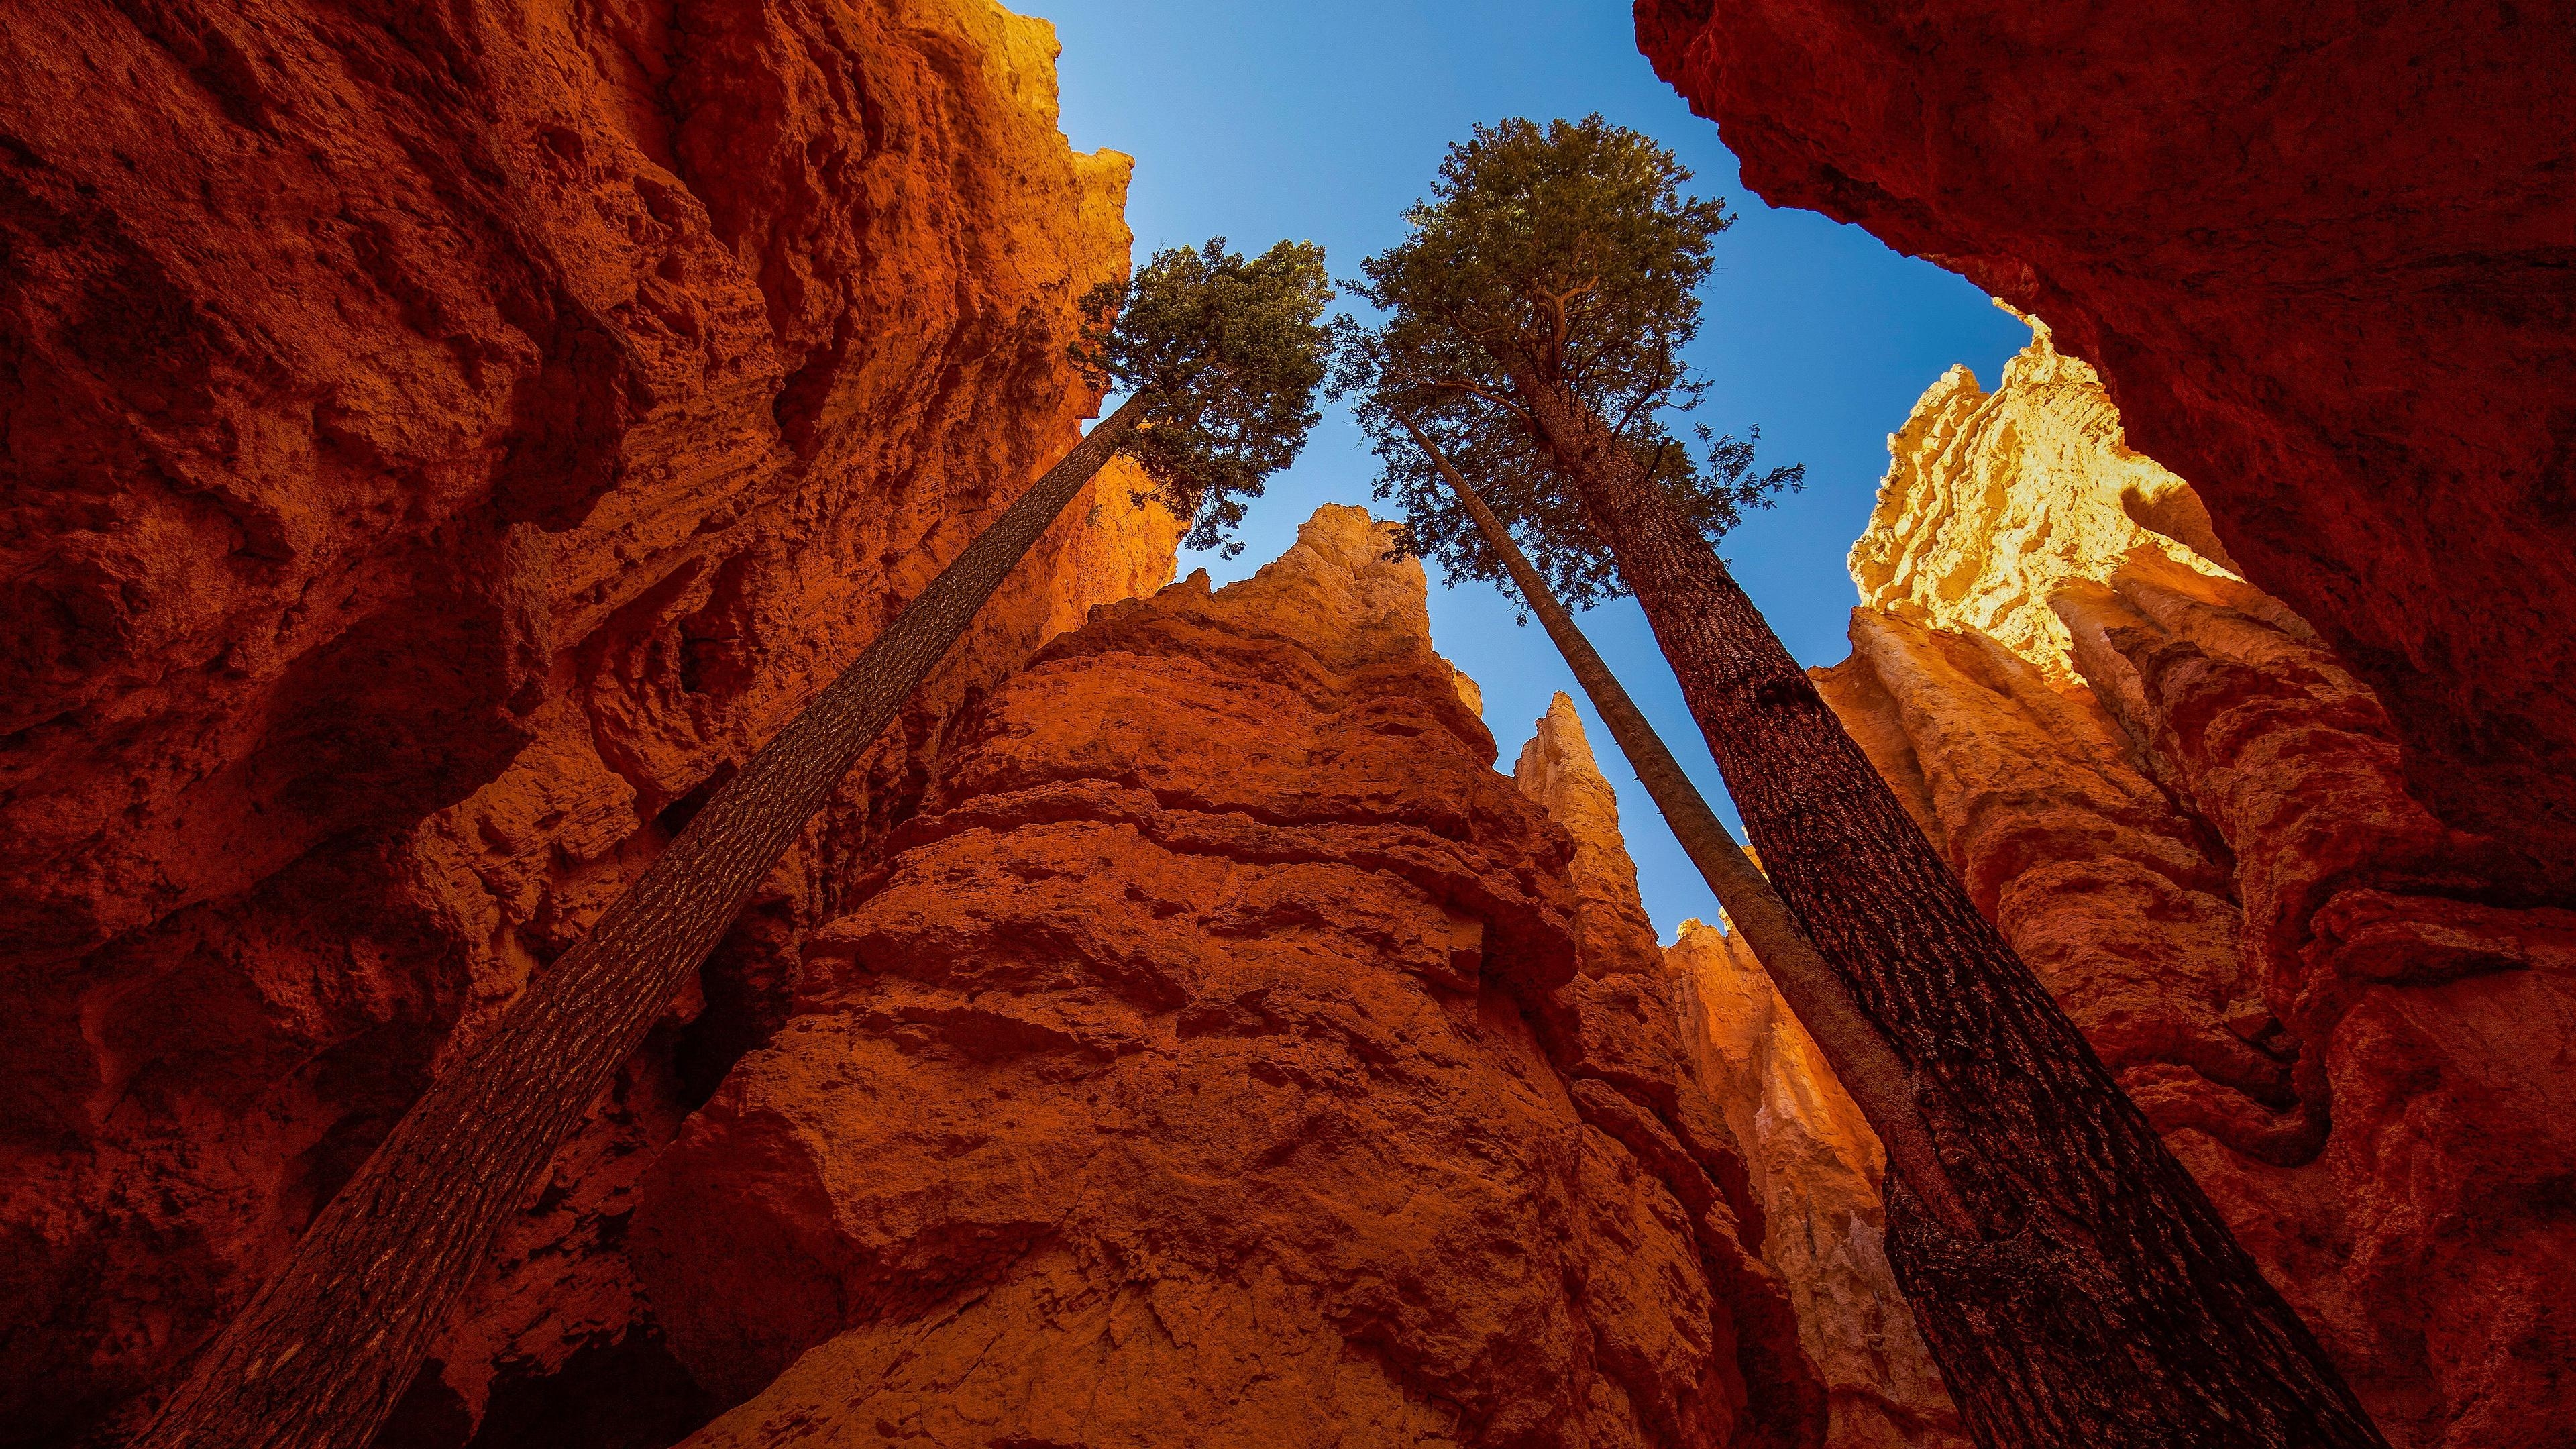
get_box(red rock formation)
[1815,610,2293,1159]
[1635,0,2576,896]
[1814,329,2576,1448]
[1513,694,1666,982]
[1512,694,1962,1448]
[633,507,1827,1449]
[0,3,1179,1444]
[1670,922,1968,1449]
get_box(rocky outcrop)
[1669,922,1968,1449]
[1510,697,1962,1449]
[1821,327,2279,1159]
[1513,694,1666,982]
[1847,313,2240,684]
[1636,0,2576,898]
[633,507,1827,1449]
[1812,329,2576,1448]
[0,3,1179,1444]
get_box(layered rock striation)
[1636,0,2576,898]
[633,508,1826,1449]
[0,3,1177,1444]
[1813,327,2576,1448]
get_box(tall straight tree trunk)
[1505,376,2387,1449]
[140,394,1150,1449]
[1402,415,1974,1234]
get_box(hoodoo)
[633,507,1824,1448]
[1670,918,1971,1449]
[5,3,2569,1448]
[1813,320,2576,1448]
[1519,696,1969,1449]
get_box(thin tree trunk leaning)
[1399,415,1976,1236]
[1501,376,2387,1449]
[139,393,1152,1449]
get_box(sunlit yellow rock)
[1848,314,2237,680]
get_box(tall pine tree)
[1389,412,1974,1238]
[144,238,1332,1449]
[1336,117,2384,1449]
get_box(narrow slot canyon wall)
[1809,323,2576,1448]
[1635,0,2576,902]
[0,3,1181,1444]
[1666,920,1965,1449]
[639,506,1827,1449]
[0,4,1929,1446]
[9,1,2563,1446]
[1516,696,1968,1449]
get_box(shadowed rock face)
[1813,329,2576,1449]
[1635,0,2576,898]
[0,2,1179,1442]
[633,508,1827,1449]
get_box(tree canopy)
[1331,115,1800,606]
[1077,237,1334,555]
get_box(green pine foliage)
[1331,115,1801,605]
[1077,238,1334,556]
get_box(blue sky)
[1042,0,2025,939]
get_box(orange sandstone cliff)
[0,3,1179,1444]
[1667,920,1967,1449]
[1635,0,2576,899]
[1813,325,2576,1449]
[633,507,1826,1449]
[16,0,2565,1443]
[1514,696,1965,1449]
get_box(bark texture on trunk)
[1403,415,1974,1236]
[1507,374,2385,1449]
[138,396,1149,1449]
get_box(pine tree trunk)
[1507,377,2387,1449]
[138,394,1150,1449]
[1404,417,1977,1236]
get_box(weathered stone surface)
[0,3,1178,1443]
[1636,0,2576,896]
[1831,327,2306,1167]
[633,507,1827,1449]
[1812,331,2576,1448]
[1515,693,1665,982]
[1509,696,1959,1449]
[1850,316,2239,684]
[2053,554,2576,1449]
[1669,923,1968,1449]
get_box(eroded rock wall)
[1813,329,2576,1448]
[1510,697,1963,1449]
[1668,922,1967,1449]
[1636,0,2576,896]
[632,508,1827,1449]
[0,3,1179,1443]
[1513,694,1666,982]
